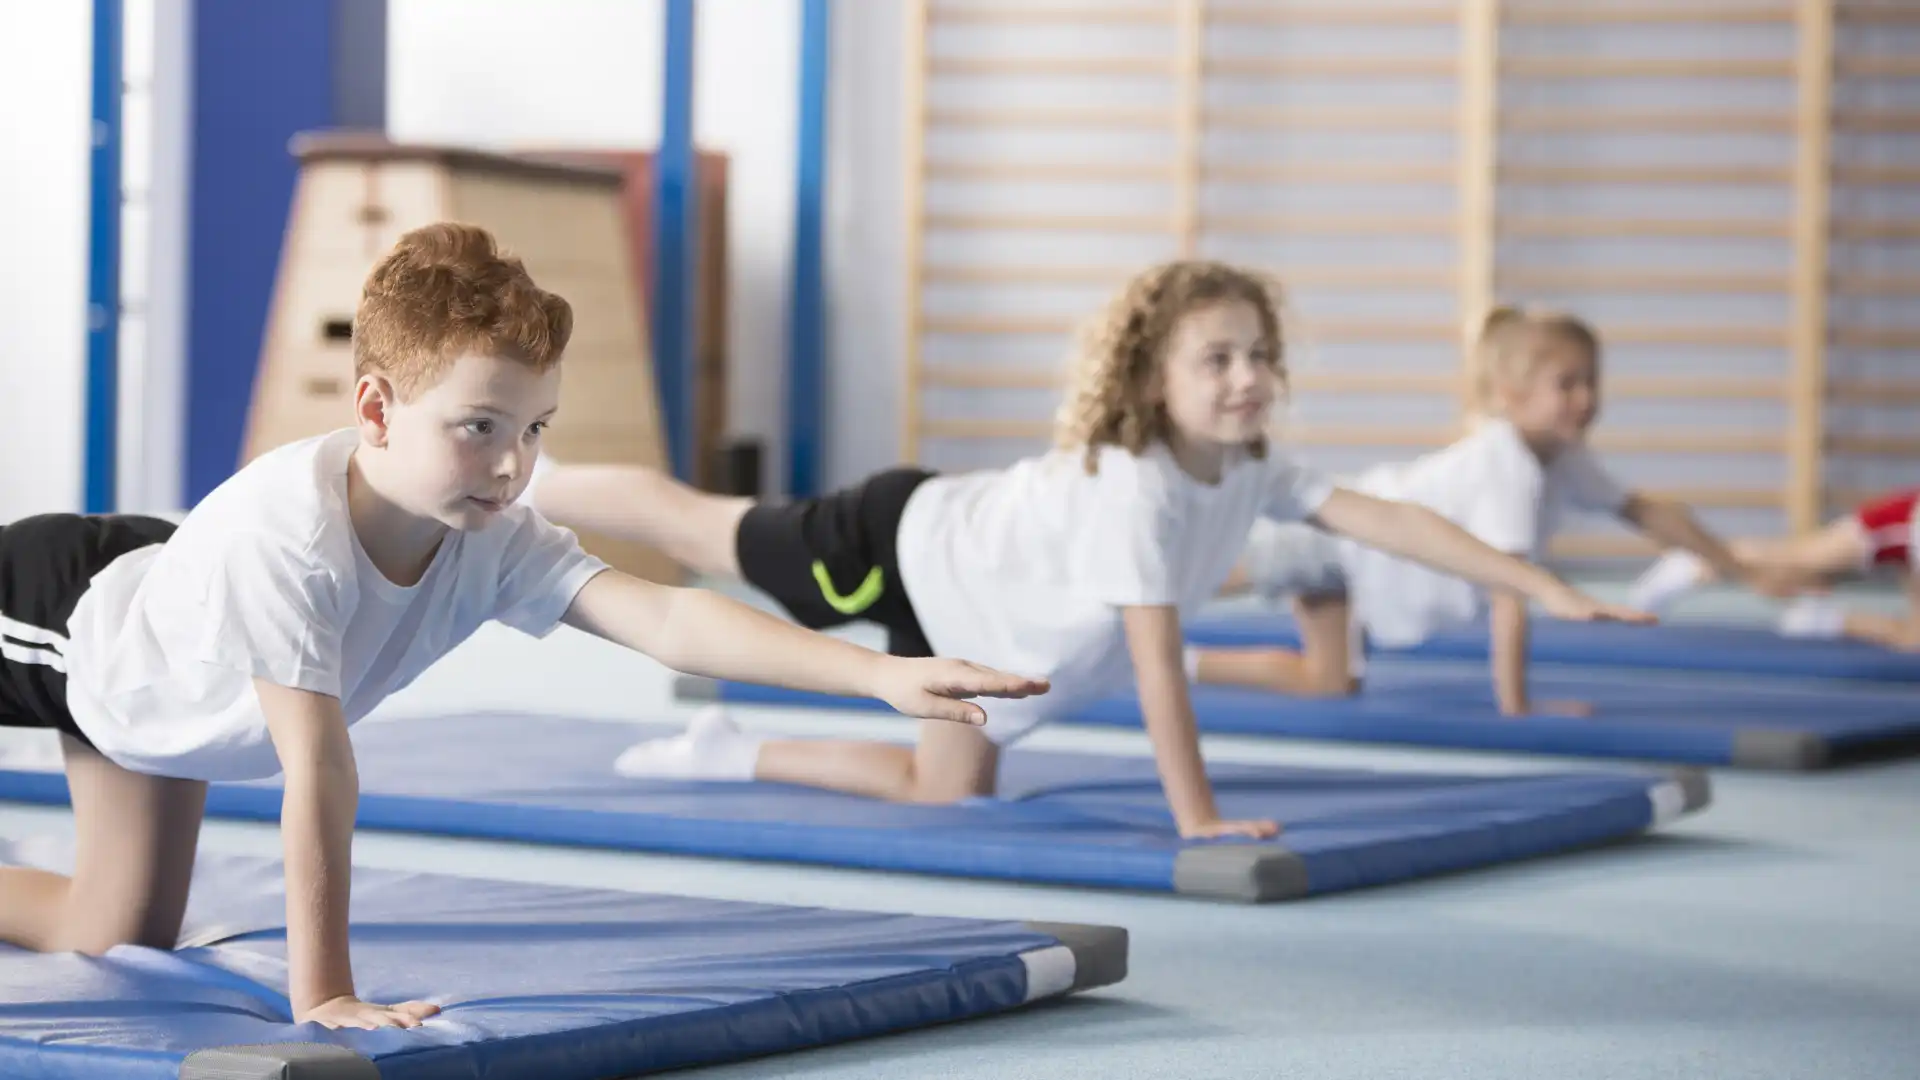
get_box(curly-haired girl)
[528,261,1645,837]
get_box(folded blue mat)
[1186,609,1920,684]
[680,662,1920,769]
[0,714,1707,902]
[0,836,1123,1080]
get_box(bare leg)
[0,735,207,953]
[754,719,1000,803]
[1725,519,1870,582]
[532,464,754,579]
[1193,592,1359,696]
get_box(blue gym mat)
[0,714,1707,902]
[679,661,1920,770]
[1186,609,1920,684]
[0,835,1123,1080]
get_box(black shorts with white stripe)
[0,513,177,747]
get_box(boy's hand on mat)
[873,657,1050,725]
[302,995,441,1030]
[1181,817,1281,840]
[1539,584,1657,627]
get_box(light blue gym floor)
[2,577,1916,1078]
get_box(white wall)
[0,3,91,520]
[823,3,907,489]
[389,0,800,490]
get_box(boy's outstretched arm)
[1620,493,1807,598]
[255,680,440,1030]
[561,571,1048,724]
[1310,489,1654,625]
[1122,604,1278,840]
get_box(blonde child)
[526,264,1648,839]
[0,224,1040,1031]
[1632,488,1918,651]
[1189,305,1810,716]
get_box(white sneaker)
[1629,551,1707,614]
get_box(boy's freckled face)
[384,352,562,529]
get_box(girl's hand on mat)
[1181,817,1281,840]
[874,657,1050,725]
[302,995,441,1030]
[1539,584,1657,627]
[1534,699,1594,718]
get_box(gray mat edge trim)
[181,1042,379,1080]
[1021,920,1130,993]
[1730,728,1829,770]
[1670,767,1713,813]
[673,674,724,700]
[1172,843,1308,903]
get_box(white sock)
[1629,550,1707,614]
[1777,597,1846,639]
[614,707,764,781]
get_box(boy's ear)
[354,374,398,447]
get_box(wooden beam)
[1175,0,1204,258]
[1501,216,1790,239]
[928,4,1173,26]
[1504,57,1793,78]
[901,0,929,463]
[1828,379,1920,403]
[1206,106,1454,132]
[926,105,1175,130]
[1205,211,1456,235]
[1505,2,1793,23]
[1829,434,1920,456]
[1502,163,1793,185]
[925,211,1176,233]
[926,161,1177,183]
[1208,161,1458,184]
[1208,56,1458,77]
[1505,108,1793,133]
[1208,3,1457,26]
[1458,0,1500,421]
[1790,0,1835,533]
[1498,267,1790,293]
[929,55,1176,77]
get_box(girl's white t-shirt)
[894,442,1334,742]
[1340,419,1629,646]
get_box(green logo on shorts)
[811,561,885,615]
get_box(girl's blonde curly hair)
[1470,304,1599,418]
[1053,259,1286,474]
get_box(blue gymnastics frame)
[654,0,700,482]
[786,0,831,497]
[85,0,124,512]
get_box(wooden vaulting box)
[245,132,682,584]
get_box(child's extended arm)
[1487,591,1594,717]
[1620,493,1804,598]
[1122,605,1278,839]
[1312,489,1653,624]
[255,679,440,1030]
[561,571,1048,724]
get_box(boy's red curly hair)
[353,222,573,397]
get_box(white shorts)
[1240,519,1349,599]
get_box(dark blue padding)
[1186,609,1920,684]
[693,663,1920,768]
[0,838,1075,1080]
[0,714,1694,899]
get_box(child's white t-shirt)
[61,429,608,781]
[1340,418,1628,645]
[895,442,1334,742]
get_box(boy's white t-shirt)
[895,442,1334,743]
[61,429,609,781]
[1340,418,1628,646]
